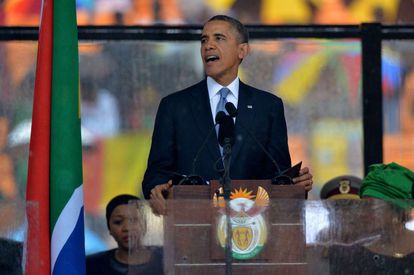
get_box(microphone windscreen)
[179,175,206,185]
[225,102,238,117]
[218,116,235,146]
[215,111,226,124]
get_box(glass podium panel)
[125,195,414,274]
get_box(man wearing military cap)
[320,175,362,200]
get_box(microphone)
[156,169,204,186]
[190,111,226,177]
[177,174,206,185]
[225,102,238,117]
[224,102,293,185]
[215,110,227,124]
[218,115,235,147]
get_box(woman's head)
[359,162,414,200]
[105,194,146,250]
[360,163,414,228]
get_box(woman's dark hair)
[105,194,139,229]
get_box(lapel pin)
[247,105,253,109]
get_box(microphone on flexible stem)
[218,115,235,148]
[224,101,238,118]
[216,110,235,202]
[224,102,293,185]
[215,110,227,124]
[192,111,226,173]
[216,109,235,275]
[184,111,227,185]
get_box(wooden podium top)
[170,179,306,199]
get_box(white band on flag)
[51,185,84,272]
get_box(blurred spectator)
[93,0,132,25]
[313,0,355,24]
[129,85,160,130]
[0,199,25,274]
[0,0,4,24]
[124,0,183,25]
[2,0,40,25]
[80,78,120,138]
[177,0,212,24]
[397,0,414,24]
[322,162,414,275]
[3,0,414,26]
[0,117,17,199]
[0,238,22,274]
[401,67,414,134]
[231,0,261,23]
[86,194,163,275]
[261,0,312,24]
[314,163,414,274]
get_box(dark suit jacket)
[142,79,291,199]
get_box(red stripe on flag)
[25,0,53,273]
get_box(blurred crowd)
[0,0,414,261]
[1,0,414,26]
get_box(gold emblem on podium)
[214,186,269,259]
[233,226,253,251]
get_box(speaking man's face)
[200,20,248,86]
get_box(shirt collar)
[207,76,239,100]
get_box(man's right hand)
[149,180,172,215]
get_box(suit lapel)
[190,80,222,162]
[232,81,255,163]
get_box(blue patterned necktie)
[216,87,230,116]
[216,87,230,155]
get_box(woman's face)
[109,204,144,251]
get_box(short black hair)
[207,15,249,44]
[105,194,139,229]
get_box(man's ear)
[238,43,250,60]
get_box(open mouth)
[205,55,220,63]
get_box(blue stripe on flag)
[52,209,86,275]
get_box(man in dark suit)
[142,15,313,202]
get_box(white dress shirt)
[207,76,239,123]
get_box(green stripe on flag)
[50,0,82,230]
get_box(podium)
[164,180,307,275]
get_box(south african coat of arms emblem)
[214,186,269,259]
